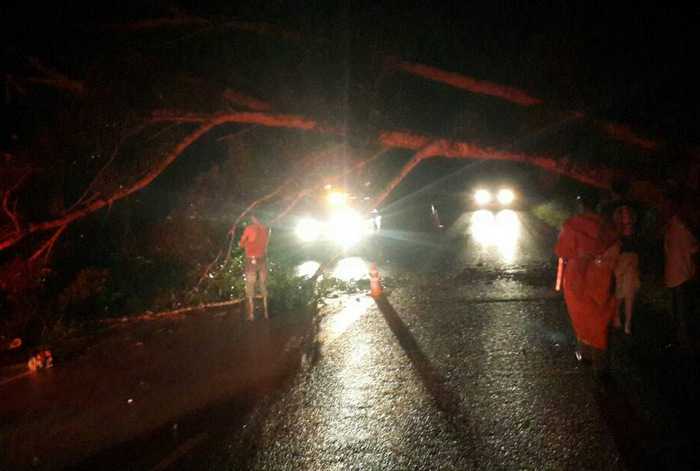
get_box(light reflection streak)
[296,257,369,281]
[327,303,372,443]
[470,209,521,262]
[323,295,373,345]
[332,257,368,281]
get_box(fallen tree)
[388,58,661,152]
[100,13,664,154]
[1,109,635,256]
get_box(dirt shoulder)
[0,307,316,470]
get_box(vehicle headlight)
[497,189,515,205]
[327,191,348,207]
[329,209,364,248]
[295,218,322,242]
[474,189,492,206]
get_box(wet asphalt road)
[3,209,699,470]
[192,210,625,470]
[186,209,696,470]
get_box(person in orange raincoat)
[556,194,620,375]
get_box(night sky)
[3,2,696,139]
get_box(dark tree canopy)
[1,3,698,335]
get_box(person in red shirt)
[239,215,270,320]
[556,194,620,378]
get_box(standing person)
[603,179,641,335]
[664,197,698,350]
[239,215,271,321]
[556,194,620,377]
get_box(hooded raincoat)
[556,211,619,350]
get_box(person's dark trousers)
[577,341,610,380]
[671,281,696,350]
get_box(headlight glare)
[497,189,515,205]
[295,218,322,242]
[474,189,492,206]
[329,209,364,247]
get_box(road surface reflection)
[295,257,368,282]
[297,257,372,345]
[322,296,373,345]
[470,209,521,263]
[332,257,368,281]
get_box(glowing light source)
[329,209,364,248]
[327,191,349,207]
[474,189,492,206]
[295,217,322,242]
[497,189,515,205]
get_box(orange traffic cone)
[369,263,383,298]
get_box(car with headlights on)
[293,188,381,253]
[471,186,518,209]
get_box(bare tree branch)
[595,121,659,152]
[390,58,661,152]
[0,109,637,254]
[67,122,152,212]
[26,57,85,96]
[102,15,211,31]
[29,225,67,263]
[222,89,273,111]
[375,130,619,188]
[2,169,31,234]
[388,57,542,106]
[2,191,21,235]
[371,142,439,209]
[103,15,303,42]
[105,16,663,153]
[99,299,244,326]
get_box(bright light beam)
[471,209,496,244]
[497,189,515,205]
[329,209,364,248]
[474,189,492,206]
[295,217,323,242]
[470,209,521,263]
[327,191,349,207]
[332,257,368,281]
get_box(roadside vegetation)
[532,200,572,230]
[0,139,363,348]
